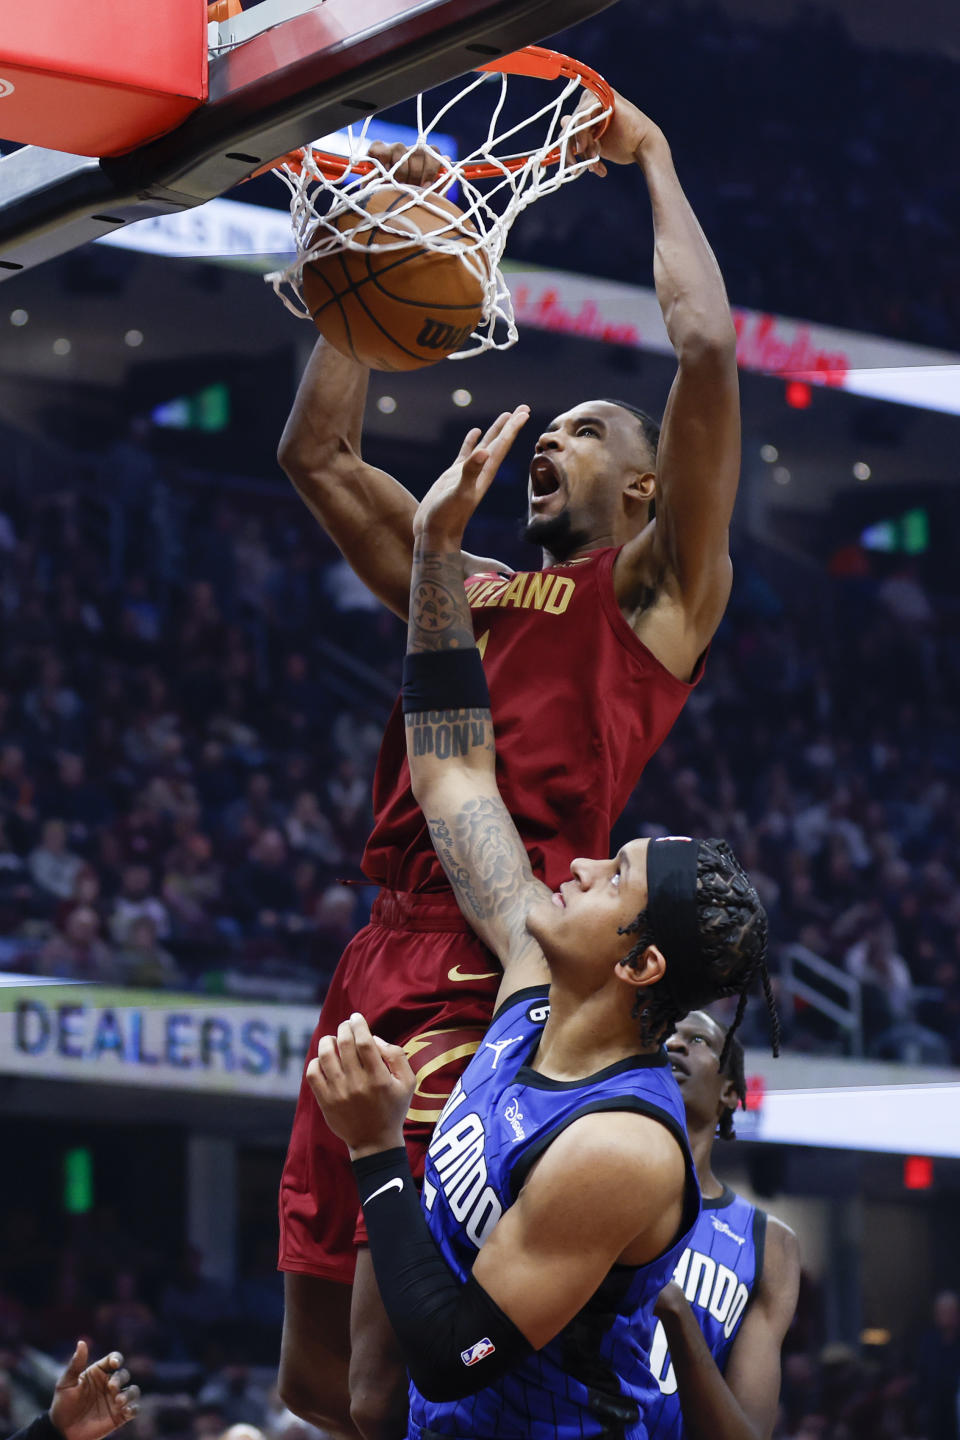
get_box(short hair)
[718,1030,746,1141]
[619,839,780,1062]
[600,398,661,465]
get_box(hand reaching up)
[49,1343,139,1440]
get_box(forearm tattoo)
[405,546,551,960]
[408,546,476,653]
[405,707,495,762]
[425,796,548,953]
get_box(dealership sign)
[3,982,958,1153]
[0,982,316,1098]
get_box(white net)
[265,57,611,360]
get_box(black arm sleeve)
[352,1148,531,1401]
[11,1416,64,1440]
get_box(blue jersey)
[408,987,701,1440]
[645,1187,767,1439]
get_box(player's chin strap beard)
[520,508,590,562]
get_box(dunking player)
[646,1013,800,1440]
[304,431,777,1440]
[277,91,743,1439]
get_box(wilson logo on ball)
[416,318,474,351]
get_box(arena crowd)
[535,1,959,352]
[1,428,958,1063]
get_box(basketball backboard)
[0,0,619,283]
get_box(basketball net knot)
[265,57,611,361]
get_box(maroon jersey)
[363,546,703,894]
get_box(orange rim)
[250,45,614,181]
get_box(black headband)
[645,837,702,984]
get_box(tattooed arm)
[405,411,553,993]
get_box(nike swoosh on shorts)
[364,1177,404,1203]
[448,965,499,982]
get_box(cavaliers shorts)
[278,888,501,1284]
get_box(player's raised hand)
[565,88,664,175]
[307,1013,416,1159]
[49,1342,140,1440]
[414,407,530,548]
[367,140,447,187]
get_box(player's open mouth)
[668,1058,689,1077]
[529,454,562,503]
[551,888,566,909]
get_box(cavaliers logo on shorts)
[403,1026,487,1124]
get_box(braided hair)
[717,1030,746,1142]
[618,838,780,1062]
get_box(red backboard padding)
[0,0,207,157]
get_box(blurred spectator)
[23,659,83,748]
[915,1291,960,1440]
[0,818,34,921]
[324,759,370,859]
[330,708,382,771]
[312,886,361,979]
[193,1404,228,1440]
[283,794,342,870]
[32,1259,96,1355]
[325,760,366,830]
[116,915,184,990]
[109,866,171,946]
[94,1272,160,1357]
[159,1250,230,1358]
[163,835,223,939]
[55,865,107,933]
[41,753,110,844]
[223,776,283,838]
[234,1240,284,1337]
[229,831,298,936]
[194,744,238,826]
[845,921,914,1042]
[35,906,118,982]
[28,821,84,905]
[0,746,37,851]
[197,1366,269,1428]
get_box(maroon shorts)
[278,889,500,1284]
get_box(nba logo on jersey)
[460,1337,496,1367]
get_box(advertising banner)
[0,981,316,1099]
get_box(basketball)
[301,187,486,371]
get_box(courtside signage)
[2,981,958,1148]
[97,195,295,262]
[0,983,316,1097]
[506,268,960,417]
[97,201,960,415]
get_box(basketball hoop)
[265,45,614,361]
